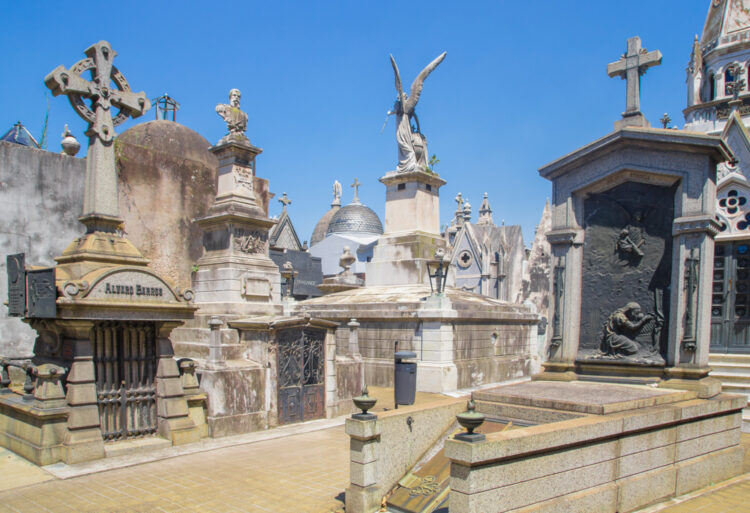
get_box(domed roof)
[326,202,383,236]
[311,205,340,246]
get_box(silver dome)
[326,203,383,236]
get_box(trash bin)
[394,350,417,406]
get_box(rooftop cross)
[45,41,150,231]
[351,177,362,203]
[279,192,291,211]
[606,36,662,127]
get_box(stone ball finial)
[60,124,80,156]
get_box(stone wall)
[0,141,84,357]
[445,393,746,513]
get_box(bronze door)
[277,327,325,424]
[711,242,750,353]
[92,321,159,440]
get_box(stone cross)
[659,113,671,129]
[607,36,662,125]
[351,177,361,203]
[278,192,291,211]
[45,41,150,230]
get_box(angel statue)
[387,52,446,173]
[332,180,342,206]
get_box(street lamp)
[427,248,448,295]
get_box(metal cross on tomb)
[351,177,362,203]
[607,36,662,119]
[278,192,291,211]
[45,41,150,230]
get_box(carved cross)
[455,192,463,211]
[278,192,291,211]
[607,36,662,117]
[659,113,671,129]
[45,41,150,228]
[351,177,362,203]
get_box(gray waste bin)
[394,350,417,406]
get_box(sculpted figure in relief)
[600,302,654,356]
[388,52,446,173]
[216,88,249,143]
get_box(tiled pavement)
[0,426,349,513]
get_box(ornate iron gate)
[711,242,750,353]
[277,327,325,424]
[92,321,159,440]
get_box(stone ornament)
[233,230,267,254]
[352,385,377,420]
[60,124,80,156]
[607,36,662,126]
[216,88,249,144]
[45,40,150,226]
[388,52,446,173]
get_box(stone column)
[345,416,381,513]
[536,228,583,380]
[155,323,200,445]
[416,297,459,393]
[61,326,105,464]
[205,316,226,370]
[348,319,360,356]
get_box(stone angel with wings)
[388,52,446,173]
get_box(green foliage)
[424,154,440,174]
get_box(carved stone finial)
[216,88,249,145]
[340,246,356,272]
[279,192,291,211]
[60,124,80,156]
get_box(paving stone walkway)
[0,426,349,513]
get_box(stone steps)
[709,353,750,432]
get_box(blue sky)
[1,1,712,246]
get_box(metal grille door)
[711,242,750,353]
[277,328,325,424]
[92,322,158,440]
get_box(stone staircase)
[709,353,750,431]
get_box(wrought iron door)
[92,321,159,440]
[711,242,750,353]
[277,327,325,424]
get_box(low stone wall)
[445,393,747,513]
[345,397,464,512]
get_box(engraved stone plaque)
[85,270,177,302]
[26,268,57,319]
[7,253,25,316]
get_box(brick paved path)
[0,426,348,513]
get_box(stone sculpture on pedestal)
[215,88,249,145]
[388,52,446,173]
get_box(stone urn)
[455,399,486,442]
[352,385,377,420]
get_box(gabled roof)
[719,110,750,185]
[701,0,750,52]
[269,209,303,251]
[0,121,40,148]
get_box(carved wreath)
[233,230,267,254]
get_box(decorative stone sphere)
[60,125,80,156]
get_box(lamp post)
[427,248,448,295]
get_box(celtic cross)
[607,36,662,122]
[45,41,150,231]
[351,177,362,203]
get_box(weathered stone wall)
[358,321,418,359]
[0,141,84,358]
[117,121,218,291]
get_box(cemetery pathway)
[0,426,349,513]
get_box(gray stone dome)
[311,205,340,246]
[326,202,383,236]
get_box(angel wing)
[405,52,447,114]
[389,54,404,99]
